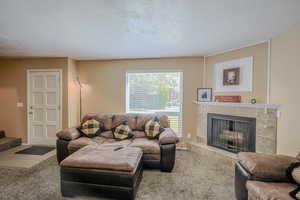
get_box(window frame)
[125,69,184,136]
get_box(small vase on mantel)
[250,98,257,104]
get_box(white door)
[27,70,61,145]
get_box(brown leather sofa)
[235,152,300,200]
[56,113,179,172]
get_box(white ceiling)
[0,0,300,59]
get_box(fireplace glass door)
[207,113,256,153]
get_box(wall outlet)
[17,102,24,108]
[277,110,281,118]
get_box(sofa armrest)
[160,143,176,172]
[238,152,299,181]
[159,128,179,145]
[235,162,251,200]
[56,139,70,163]
[56,127,81,141]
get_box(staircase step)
[0,137,22,152]
[0,130,5,139]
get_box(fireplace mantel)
[194,101,280,109]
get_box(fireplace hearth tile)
[256,126,277,139]
[256,136,276,154]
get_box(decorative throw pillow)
[290,187,300,200]
[79,118,104,138]
[112,121,134,140]
[287,162,300,199]
[287,162,300,184]
[144,117,165,139]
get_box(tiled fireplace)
[194,102,279,156]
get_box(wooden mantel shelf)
[193,101,280,109]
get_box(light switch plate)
[17,102,23,108]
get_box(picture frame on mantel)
[197,88,212,102]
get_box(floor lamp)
[75,77,83,122]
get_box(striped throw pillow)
[79,118,104,138]
[144,117,165,139]
[112,121,134,140]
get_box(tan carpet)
[0,150,235,200]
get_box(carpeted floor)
[0,150,235,200]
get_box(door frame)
[26,69,63,145]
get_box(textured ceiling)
[0,0,300,59]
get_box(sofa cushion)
[100,130,114,139]
[246,181,296,200]
[112,121,134,140]
[112,114,137,130]
[238,152,299,181]
[157,115,170,129]
[133,131,146,138]
[287,162,300,184]
[129,138,160,154]
[159,128,179,144]
[136,114,169,130]
[68,137,132,153]
[144,117,165,139]
[68,136,106,153]
[56,127,81,141]
[82,114,113,130]
[61,145,143,172]
[102,138,118,144]
[79,119,104,138]
[136,114,153,130]
[101,139,132,147]
[143,153,160,160]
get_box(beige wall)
[68,58,80,127]
[77,57,204,140]
[0,58,69,143]
[0,87,24,140]
[270,24,300,156]
[205,43,268,103]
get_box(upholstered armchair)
[235,152,300,200]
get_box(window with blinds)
[126,71,183,136]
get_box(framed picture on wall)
[214,56,253,92]
[223,67,240,85]
[197,88,212,102]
